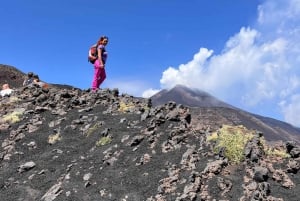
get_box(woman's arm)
[97,48,104,68]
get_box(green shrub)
[208,125,255,164]
[261,139,290,158]
[48,133,62,145]
[96,137,112,146]
[206,132,218,142]
[2,111,23,124]
[265,148,290,158]
[118,101,135,113]
[86,122,102,137]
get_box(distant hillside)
[151,84,234,108]
[0,64,26,88]
[0,64,75,89]
[150,85,300,144]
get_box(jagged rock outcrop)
[0,85,299,201]
[151,85,300,144]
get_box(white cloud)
[160,27,289,105]
[160,48,213,89]
[142,88,160,98]
[280,94,300,126]
[154,0,300,127]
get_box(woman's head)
[97,36,109,46]
[33,74,40,82]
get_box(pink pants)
[92,60,106,90]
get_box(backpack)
[88,44,98,64]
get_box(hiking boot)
[91,88,98,93]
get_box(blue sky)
[1,0,300,127]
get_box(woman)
[92,36,109,91]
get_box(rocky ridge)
[151,85,300,145]
[0,65,26,88]
[0,86,299,201]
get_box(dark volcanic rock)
[0,66,300,200]
[151,85,300,144]
[0,85,299,201]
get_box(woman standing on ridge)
[91,36,109,92]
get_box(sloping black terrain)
[0,85,299,201]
